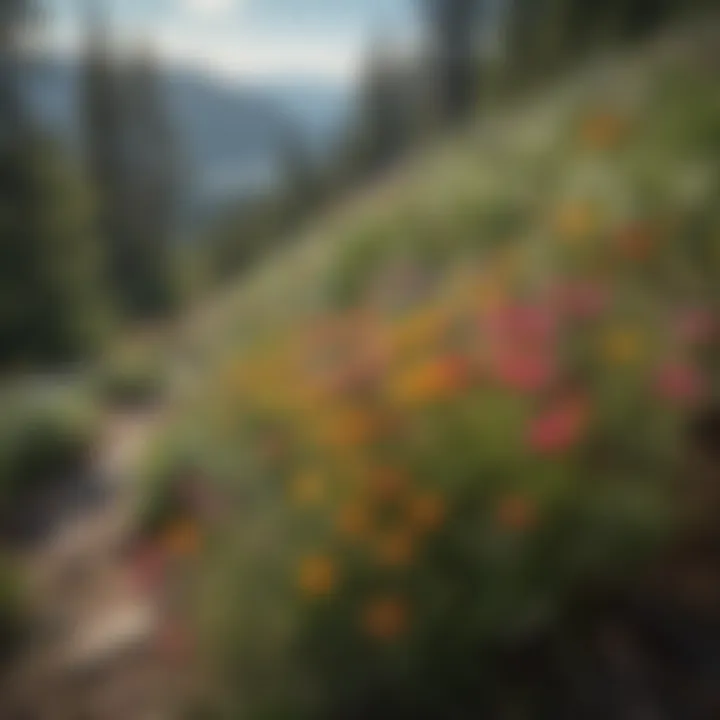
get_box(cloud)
[183,0,238,18]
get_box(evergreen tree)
[0,0,107,365]
[81,10,180,318]
[353,39,411,177]
[122,47,180,315]
[421,0,484,123]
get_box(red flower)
[528,396,590,454]
[486,303,558,347]
[492,348,557,393]
[655,362,706,404]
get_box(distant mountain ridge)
[25,57,354,208]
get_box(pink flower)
[552,281,609,320]
[486,303,558,347]
[528,396,590,454]
[493,348,557,393]
[655,362,706,404]
[672,309,716,346]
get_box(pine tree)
[122,46,180,315]
[0,0,107,365]
[421,0,484,123]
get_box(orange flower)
[614,222,656,261]
[389,355,472,406]
[290,471,325,507]
[553,203,597,242]
[298,555,337,598]
[580,112,628,149]
[162,519,201,557]
[495,494,538,532]
[361,595,409,641]
[368,467,410,503]
[336,502,371,539]
[407,491,446,532]
[317,407,381,448]
[392,307,449,356]
[375,529,415,567]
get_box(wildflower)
[672,308,716,346]
[368,467,410,503]
[298,555,337,598]
[388,355,472,406]
[290,472,325,507]
[375,529,416,567]
[486,303,558,348]
[601,328,643,365]
[162,519,201,558]
[615,222,656,261]
[580,112,628,149]
[361,595,409,641]
[528,395,590,454]
[553,203,597,241]
[654,362,706,404]
[407,491,446,532]
[336,502,371,539]
[491,348,557,393]
[552,280,609,320]
[392,307,449,356]
[496,494,538,532]
[318,407,381,448]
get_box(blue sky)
[41,0,420,82]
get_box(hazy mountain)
[25,58,354,208]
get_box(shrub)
[94,344,166,409]
[0,384,99,521]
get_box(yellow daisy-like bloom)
[375,529,416,567]
[298,555,337,598]
[553,203,597,242]
[290,471,325,507]
[361,596,410,642]
[162,519,201,558]
[601,328,644,365]
[407,491,446,533]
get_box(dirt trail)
[2,408,177,720]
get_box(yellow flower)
[361,596,409,641]
[315,407,381,448]
[601,328,644,365]
[391,307,449,356]
[553,203,597,242]
[407,491,446,533]
[298,555,337,598]
[388,358,461,407]
[290,471,325,507]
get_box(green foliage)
[0,136,109,366]
[0,384,99,519]
[94,343,166,408]
[0,556,27,666]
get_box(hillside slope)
[147,20,720,719]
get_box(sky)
[40,0,420,84]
